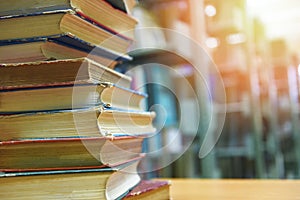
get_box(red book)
[124,180,171,200]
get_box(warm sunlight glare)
[247,0,300,57]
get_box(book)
[0,0,137,39]
[0,83,146,113]
[0,136,143,171]
[0,58,132,89]
[0,34,132,63]
[118,0,137,16]
[0,0,128,15]
[105,0,129,13]
[0,161,141,200]
[0,107,156,141]
[0,10,132,54]
[0,40,119,67]
[124,180,171,200]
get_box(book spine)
[0,5,73,18]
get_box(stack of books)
[0,0,170,199]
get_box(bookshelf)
[121,0,300,180]
[263,39,300,178]
[117,0,222,178]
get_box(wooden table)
[167,179,300,200]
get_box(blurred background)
[118,0,300,179]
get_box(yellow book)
[0,136,143,170]
[0,83,145,113]
[0,107,156,141]
[0,11,133,54]
[0,160,141,200]
[0,0,137,39]
[0,58,132,89]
